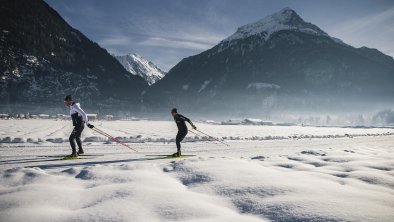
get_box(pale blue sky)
[45,0,394,71]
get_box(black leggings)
[69,124,84,153]
[176,131,187,151]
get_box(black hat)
[171,108,177,113]
[64,95,72,101]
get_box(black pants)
[176,130,187,151]
[69,124,84,153]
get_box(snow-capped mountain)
[145,7,394,112]
[222,7,345,45]
[115,53,166,85]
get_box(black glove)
[87,123,94,129]
[192,125,197,130]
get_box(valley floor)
[1,120,394,221]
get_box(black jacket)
[173,114,194,132]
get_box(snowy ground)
[1,120,394,222]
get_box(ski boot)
[77,149,84,155]
[64,152,78,160]
[172,150,181,157]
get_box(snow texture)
[1,120,394,222]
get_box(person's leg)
[75,125,84,154]
[175,131,187,156]
[69,128,78,155]
[175,132,182,153]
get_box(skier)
[171,108,196,157]
[64,95,94,157]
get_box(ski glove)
[192,125,197,130]
[87,123,94,129]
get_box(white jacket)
[69,102,89,124]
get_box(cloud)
[100,35,133,46]
[97,31,225,52]
[46,0,235,70]
[328,7,394,57]
[140,37,210,50]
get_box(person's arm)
[74,104,94,128]
[180,114,196,129]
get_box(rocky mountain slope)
[115,53,165,85]
[0,0,148,112]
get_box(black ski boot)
[172,150,181,157]
[65,152,78,158]
[77,149,84,155]
[69,148,77,157]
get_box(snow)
[1,119,393,144]
[25,55,38,64]
[1,119,394,221]
[115,53,166,85]
[221,7,346,46]
[198,80,211,93]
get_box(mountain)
[0,0,148,112]
[144,8,394,113]
[114,53,166,85]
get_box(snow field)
[1,119,393,144]
[0,163,265,222]
[0,120,394,221]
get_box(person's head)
[64,95,73,107]
[171,108,178,117]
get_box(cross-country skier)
[64,95,94,157]
[171,108,196,157]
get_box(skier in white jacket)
[64,95,94,157]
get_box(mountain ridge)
[144,7,394,113]
[0,0,148,112]
[115,53,166,85]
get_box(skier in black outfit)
[64,95,94,157]
[171,108,196,157]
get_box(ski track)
[1,120,394,221]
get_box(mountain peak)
[222,7,328,43]
[276,7,299,19]
[127,53,141,59]
[115,53,166,85]
[278,7,296,14]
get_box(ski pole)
[191,129,230,147]
[190,130,226,147]
[90,127,138,152]
[93,127,138,152]
[189,130,224,146]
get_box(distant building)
[221,119,242,125]
[56,114,69,120]
[105,115,114,120]
[242,118,263,125]
[38,114,50,119]
[205,120,221,125]
[0,114,9,119]
[87,114,98,121]
[242,119,273,125]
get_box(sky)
[45,0,394,72]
